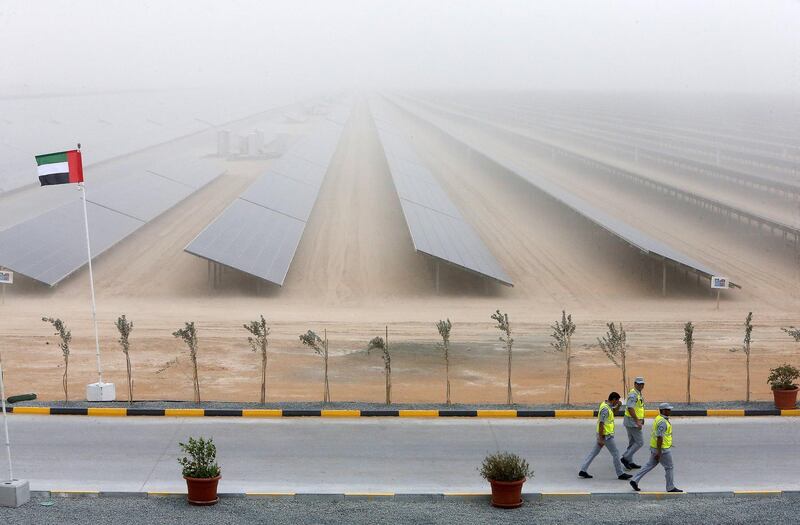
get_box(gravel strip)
[0,493,796,524]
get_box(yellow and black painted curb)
[38,489,798,501]
[6,406,799,418]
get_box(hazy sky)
[1,0,798,94]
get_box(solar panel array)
[0,156,225,286]
[390,96,725,281]
[184,108,351,286]
[371,103,513,286]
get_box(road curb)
[28,490,797,501]
[5,407,797,418]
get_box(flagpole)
[78,143,104,390]
[0,351,13,481]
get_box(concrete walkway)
[2,416,798,493]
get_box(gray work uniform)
[622,389,644,463]
[579,404,625,476]
[632,417,675,491]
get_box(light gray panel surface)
[146,157,224,188]
[87,171,194,222]
[269,153,327,186]
[372,105,513,286]
[185,199,305,285]
[240,171,315,221]
[402,200,512,281]
[0,200,143,286]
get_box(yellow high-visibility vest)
[629,388,645,420]
[649,415,673,449]
[597,401,615,436]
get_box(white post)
[0,353,13,481]
[80,181,104,389]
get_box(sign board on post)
[711,276,728,289]
[0,271,12,284]
[711,276,728,310]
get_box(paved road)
[2,416,798,493]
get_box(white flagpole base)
[0,479,29,507]
[86,382,116,402]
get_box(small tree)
[781,326,800,342]
[598,322,628,393]
[172,322,201,403]
[42,317,71,401]
[730,312,753,402]
[491,310,514,405]
[368,326,392,405]
[115,315,134,403]
[683,321,694,404]
[436,319,453,405]
[300,329,330,403]
[550,310,576,405]
[244,315,270,404]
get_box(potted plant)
[178,436,221,505]
[767,364,799,410]
[479,452,533,509]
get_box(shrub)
[178,436,221,479]
[244,316,270,404]
[115,315,134,403]
[550,310,576,405]
[42,317,71,401]
[479,452,533,482]
[173,322,201,403]
[767,364,800,390]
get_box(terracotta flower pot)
[185,475,221,506]
[772,386,799,410]
[489,478,525,509]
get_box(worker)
[578,391,633,480]
[630,402,683,492]
[621,377,646,470]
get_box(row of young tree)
[39,310,774,405]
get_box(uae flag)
[36,149,84,186]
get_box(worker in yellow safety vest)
[621,377,646,470]
[578,392,633,480]
[630,402,683,492]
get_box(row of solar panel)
[371,101,513,286]
[184,109,352,286]
[391,95,725,282]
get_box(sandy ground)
[1,95,799,404]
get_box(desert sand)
[1,95,799,405]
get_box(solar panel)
[0,200,142,285]
[184,106,352,286]
[390,96,726,282]
[371,103,513,286]
[185,199,305,284]
[0,156,225,286]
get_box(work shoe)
[578,471,593,479]
[668,488,684,493]
[618,473,633,480]
[630,480,640,492]
[628,462,642,469]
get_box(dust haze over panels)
[184,107,352,286]
[0,89,298,193]
[371,101,513,286]
[391,95,727,284]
